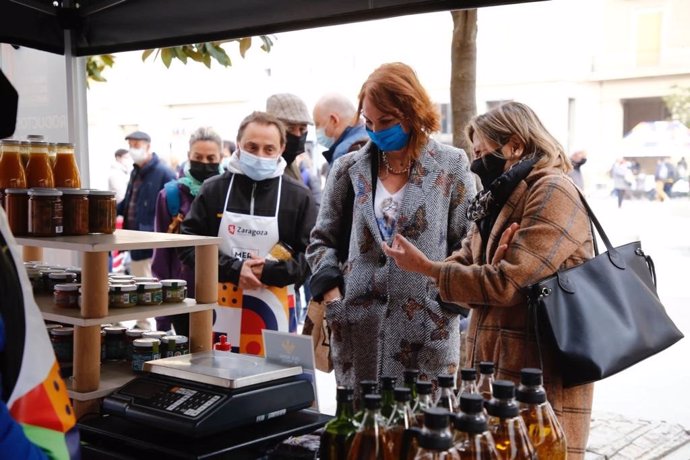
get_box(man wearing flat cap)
[266,93,314,184]
[118,130,176,277]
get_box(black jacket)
[180,171,317,287]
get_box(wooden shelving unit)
[18,229,221,414]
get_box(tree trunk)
[450,9,478,160]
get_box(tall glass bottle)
[516,368,567,460]
[0,140,27,208]
[53,142,81,188]
[25,141,54,188]
[413,380,434,426]
[383,387,416,460]
[404,369,420,401]
[477,362,495,402]
[457,368,479,400]
[355,380,380,423]
[435,374,458,413]
[348,394,387,460]
[321,386,358,460]
[380,376,397,419]
[402,408,460,460]
[453,394,500,460]
[486,380,536,460]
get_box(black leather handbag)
[526,191,684,387]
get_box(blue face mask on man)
[239,149,279,181]
[316,127,335,149]
[366,123,410,152]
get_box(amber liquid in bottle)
[53,145,81,188]
[487,380,536,460]
[348,394,386,460]
[26,149,55,188]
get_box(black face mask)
[470,150,507,188]
[189,160,220,182]
[283,132,307,166]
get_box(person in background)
[152,127,223,335]
[221,139,236,171]
[568,149,587,190]
[108,148,133,204]
[180,111,317,354]
[307,62,476,395]
[383,101,594,459]
[312,92,368,170]
[266,93,313,184]
[611,157,632,207]
[117,130,176,277]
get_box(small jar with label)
[104,326,128,361]
[40,269,65,294]
[126,329,149,361]
[88,190,116,234]
[47,271,77,293]
[50,326,74,377]
[28,188,63,236]
[161,279,187,303]
[137,282,163,306]
[54,283,80,308]
[5,188,29,236]
[132,338,161,372]
[59,188,89,235]
[109,284,138,308]
[160,335,189,358]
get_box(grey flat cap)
[125,130,151,142]
[266,93,313,125]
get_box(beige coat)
[438,167,594,460]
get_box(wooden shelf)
[38,295,216,327]
[65,361,137,401]
[16,229,221,252]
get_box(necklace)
[381,151,411,175]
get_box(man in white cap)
[266,93,313,184]
[312,92,368,168]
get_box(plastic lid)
[56,142,74,148]
[460,368,477,381]
[65,266,82,273]
[335,386,355,402]
[416,380,433,395]
[133,277,158,283]
[104,326,127,335]
[423,407,451,430]
[453,411,489,434]
[28,187,62,197]
[142,331,168,339]
[126,329,149,337]
[403,368,420,384]
[214,334,231,351]
[5,188,28,194]
[58,188,88,195]
[459,393,484,414]
[492,380,515,399]
[49,272,76,280]
[40,269,66,275]
[50,327,74,335]
[110,284,137,292]
[138,282,163,290]
[479,361,495,374]
[363,394,382,410]
[133,338,160,348]
[88,189,116,196]
[437,374,454,388]
[520,368,543,386]
[160,335,188,344]
[380,376,397,390]
[393,387,411,402]
[2,139,20,146]
[161,279,187,287]
[54,283,80,292]
[109,274,134,279]
[359,380,378,396]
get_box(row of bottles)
[0,137,81,207]
[320,368,566,460]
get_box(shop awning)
[621,121,690,158]
[1,0,539,56]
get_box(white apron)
[215,175,296,355]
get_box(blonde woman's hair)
[466,102,572,173]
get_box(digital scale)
[100,351,316,438]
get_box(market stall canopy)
[0,0,539,56]
[621,120,690,158]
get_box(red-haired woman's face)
[361,94,405,133]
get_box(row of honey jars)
[0,139,82,207]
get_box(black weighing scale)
[79,352,331,459]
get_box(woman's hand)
[381,234,437,278]
[491,223,520,265]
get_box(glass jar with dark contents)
[161,335,189,358]
[53,283,80,308]
[5,188,29,236]
[59,188,89,235]
[88,190,116,234]
[103,326,128,361]
[50,326,73,378]
[132,338,161,372]
[28,188,63,236]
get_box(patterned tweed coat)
[307,138,476,392]
[438,167,594,460]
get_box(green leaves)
[85,54,116,87]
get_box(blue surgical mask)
[239,149,279,181]
[366,123,410,152]
[316,127,335,149]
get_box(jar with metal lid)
[126,329,150,361]
[133,277,159,284]
[141,331,168,341]
[137,282,163,306]
[54,283,80,308]
[47,271,77,293]
[161,279,187,303]
[59,188,89,235]
[39,269,65,294]
[88,190,116,234]
[160,335,189,358]
[108,284,138,308]
[103,326,127,361]
[50,326,73,377]
[5,188,29,236]
[26,141,54,188]
[109,274,135,282]
[64,266,82,283]
[53,143,81,188]
[28,188,63,236]
[132,338,161,372]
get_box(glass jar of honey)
[26,142,55,188]
[88,190,116,234]
[28,188,63,236]
[48,142,58,168]
[53,143,81,188]
[59,188,89,235]
[0,140,27,208]
[5,188,29,236]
